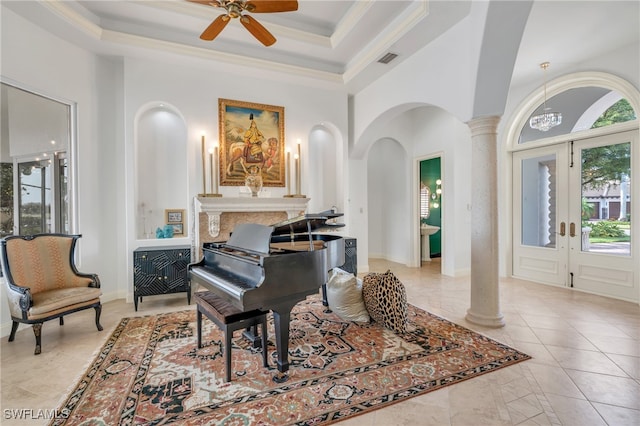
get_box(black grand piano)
[188,211,345,381]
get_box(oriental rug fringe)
[51,295,530,425]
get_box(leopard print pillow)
[362,270,408,334]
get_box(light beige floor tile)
[506,393,544,423]
[566,319,633,339]
[545,345,629,376]
[565,369,640,410]
[512,342,561,367]
[520,314,574,331]
[586,335,640,357]
[605,353,640,380]
[546,394,607,426]
[592,402,640,426]
[524,364,585,399]
[504,324,544,344]
[531,328,599,351]
[449,377,513,425]
[518,412,554,426]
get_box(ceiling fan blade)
[200,14,231,41]
[245,0,298,13]
[187,0,220,6]
[240,15,276,46]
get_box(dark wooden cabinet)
[133,245,191,311]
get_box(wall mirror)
[0,80,76,237]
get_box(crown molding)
[343,0,428,84]
[330,0,374,48]
[36,0,426,87]
[102,29,343,84]
[41,0,103,39]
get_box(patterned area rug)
[52,295,530,425]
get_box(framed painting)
[165,209,184,224]
[218,98,285,187]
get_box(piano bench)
[194,291,269,382]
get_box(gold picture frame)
[219,98,285,187]
[165,209,184,224]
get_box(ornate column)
[465,116,505,327]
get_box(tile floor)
[1,258,639,425]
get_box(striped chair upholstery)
[1,234,103,354]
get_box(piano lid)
[226,223,274,254]
[271,209,345,235]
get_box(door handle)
[570,222,576,237]
[559,222,566,236]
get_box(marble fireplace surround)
[193,196,310,254]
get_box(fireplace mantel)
[193,196,310,250]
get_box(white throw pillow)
[326,268,370,324]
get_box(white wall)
[1,7,121,335]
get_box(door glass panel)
[18,160,51,234]
[56,154,69,233]
[521,153,557,248]
[581,142,631,255]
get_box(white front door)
[513,130,637,301]
[513,144,569,286]
[569,131,635,300]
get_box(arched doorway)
[509,73,639,302]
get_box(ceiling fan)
[187,0,298,46]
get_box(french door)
[14,153,68,235]
[513,130,637,301]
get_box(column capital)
[467,116,501,137]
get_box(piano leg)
[321,283,332,313]
[270,301,299,383]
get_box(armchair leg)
[59,317,64,326]
[33,323,43,355]
[8,321,19,342]
[94,305,103,331]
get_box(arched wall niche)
[307,122,344,214]
[367,138,410,264]
[134,102,188,240]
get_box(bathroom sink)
[420,224,440,261]
[420,224,440,236]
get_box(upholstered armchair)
[1,234,103,354]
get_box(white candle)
[286,149,291,195]
[200,133,206,195]
[294,153,300,195]
[214,144,219,194]
[208,148,214,194]
[296,140,301,195]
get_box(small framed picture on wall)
[171,223,184,236]
[165,209,184,224]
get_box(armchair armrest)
[76,272,101,288]
[4,280,33,320]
